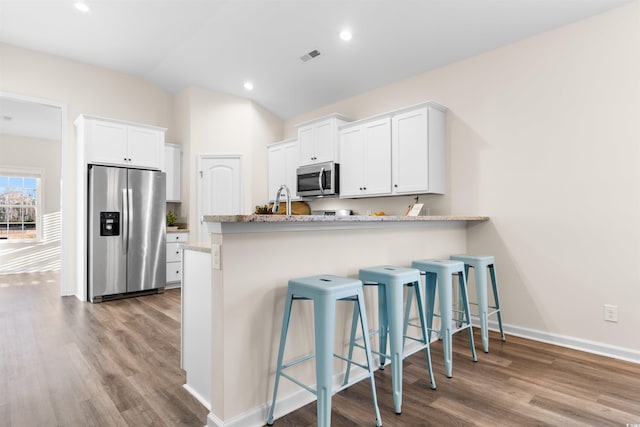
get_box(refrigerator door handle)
[127,188,133,253]
[122,188,129,255]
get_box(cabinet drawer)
[167,231,188,242]
[167,242,182,263]
[166,262,182,283]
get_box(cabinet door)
[283,141,300,199]
[339,126,365,197]
[167,242,182,263]
[268,144,287,201]
[392,107,429,194]
[86,120,128,165]
[363,118,392,196]
[165,144,182,202]
[313,119,334,164]
[127,127,163,170]
[268,141,300,201]
[298,125,315,165]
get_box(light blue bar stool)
[411,259,478,378]
[450,254,505,352]
[266,274,382,427]
[343,266,436,415]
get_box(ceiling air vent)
[300,49,321,62]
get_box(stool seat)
[359,265,421,285]
[411,259,478,378]
[345,266,436,414]
[289,274,367,298]
[450,254,505,352]
[450,254,494,265]
[267,274,382,427]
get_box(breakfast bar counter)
[184,214,488,427]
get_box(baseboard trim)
[183,384,211,411]
[484,319,640,364]
[206,388,316,427]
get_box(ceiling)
[0,0,632,121]
[0,97,62,141]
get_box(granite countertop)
[180,242,211,253]
[203,214,489,223]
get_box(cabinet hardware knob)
[394,184,398,187]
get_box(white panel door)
[198,155,242,242]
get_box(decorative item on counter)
[166,210,178,231]
[405,195,423,216]
[268,201,311,215]
[371,211,386,216]
[254,204,272,214]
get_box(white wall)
[0,134,61,273]
[174,86,282,240]
[0,42,175,296]
[284,2,640,355]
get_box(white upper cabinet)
[165,143,182,202]
[391,105,445,195]
[296,114,351,166]
[77,115,165,170]
[267,139,299,201]
[339,117,391,198]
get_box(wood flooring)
[2,272,640,427]
[0,271,208,427]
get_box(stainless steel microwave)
[296,161,339,197]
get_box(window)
[0,173,42,241]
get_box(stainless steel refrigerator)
[88,165,166,302]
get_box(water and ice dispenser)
[100,212,120,236]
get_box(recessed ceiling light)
[339,29,352,41]
[74,2,90,12]
[243,81,254,91]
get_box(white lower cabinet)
[166,231,188,287]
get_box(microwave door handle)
[318,167,325,194]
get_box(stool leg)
[377,284,388,369]
[411,281,436,390]
[457,265,471,328]
[474,265,490,353]
[385,279,404,414]
[356,291,383,427]
[424,272,437,343]
[458,271,478,363]
[489,264,506,342]
[267,290,295,425]
[314,295,335,427]
[402,285,414,349]
[343,300,360,385]
[438,272,453,378]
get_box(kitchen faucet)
[272,184,291,216]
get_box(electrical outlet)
[604,304,618,322]
[212,244,221,270]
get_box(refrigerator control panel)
[100,211,120,236]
